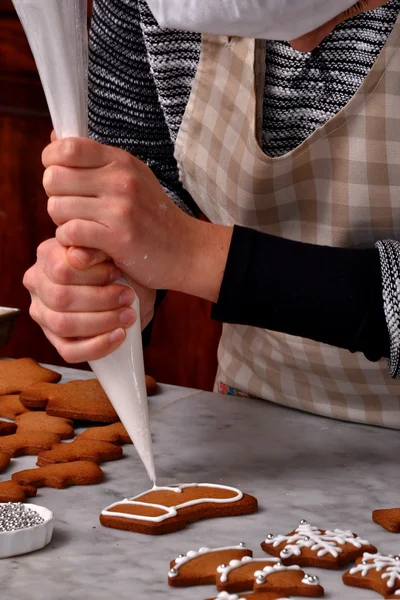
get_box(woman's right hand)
[23,238,156,363]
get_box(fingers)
[43,167,108,198]
[33,239,118,286]
[41,326,127,363]
[56,220,110,254]
[25,272,135,313]
[67,247,110,270]
[30,300,136,338]
[50,130,57,142]
[42,137,112,169]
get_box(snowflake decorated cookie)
[206,592,291,600]
[100,483,258,535]
[167,544,252,587]
[343,552,400,598]
[261,520,376,569]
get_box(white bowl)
[0,503,54,559]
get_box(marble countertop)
[1,364,400,600]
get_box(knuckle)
[60,138,80,162]
[28,303,39,323]
[55,341,76,364]
[115,171,138,197]
[22,268,34,291]
[48,257,71,283]
[51,311,71,337]
[49,284,70,311]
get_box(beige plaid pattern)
[174,20,400,428]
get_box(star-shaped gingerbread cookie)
[343,552,400,598]
[261,520,376,568]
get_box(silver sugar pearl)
[310,576,319,583]
[303,536,310,542]
[177,554,185,559]
[266,533,275,540]
[169,568,178,577]
[395,556,400,561]
[281,548,290,555]
[300,519,308,525]
[219,564,228,569]
[256,576,266,585]
[275,562,282,567]
[362,560,368,565]
[239,542,246,548]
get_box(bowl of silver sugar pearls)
[0,502,54,558]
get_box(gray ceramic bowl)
[0,307,21,348]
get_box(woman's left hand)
[42,137,232,302]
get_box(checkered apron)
[174,18,400,428]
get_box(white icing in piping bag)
[12,0,156,483]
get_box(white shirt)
[145,0,356,41]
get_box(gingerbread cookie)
[343,552,400,598]
[0,395,30,419]
[145,375,158,397]
[20,379,119,422]
[168,544,253,587]
[37,439,123,466]
[217,558,283,592]
[0,431,61,457]
[373,509,400,533]
[100,483,258,535]
[207,593,290,600]
[0,449,11,472]
[0,358,61,395]
[0,480,37,502]
[253,564,323,597]
[76,422,131,445]
[0,420,17,436]
[12,460,103,489]
[261,520,376,569]
[15,412,74,440]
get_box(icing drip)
[217,557,279,583]
[350,553,400,590]
[264,523,371,559]
[101,483,244,523]
[168,545,248,577]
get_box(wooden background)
[0,0,221,390]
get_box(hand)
[42,137,232,303]
[290,0,389,52]
[23,238,156,363]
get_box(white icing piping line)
[101,483,244,523]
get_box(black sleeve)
[211,225,389,361]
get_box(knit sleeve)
[88,0,199,216]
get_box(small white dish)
[0,503,54,559]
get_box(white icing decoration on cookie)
[168,545,248,578]
[264,523,371,559]
[217,557,279,583]
[101,483,244,523]
[350,553,400,591]
[254,563,301,581]
[214,594,291,600]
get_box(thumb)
[67,246,110,270]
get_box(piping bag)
[12,0,156,484]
